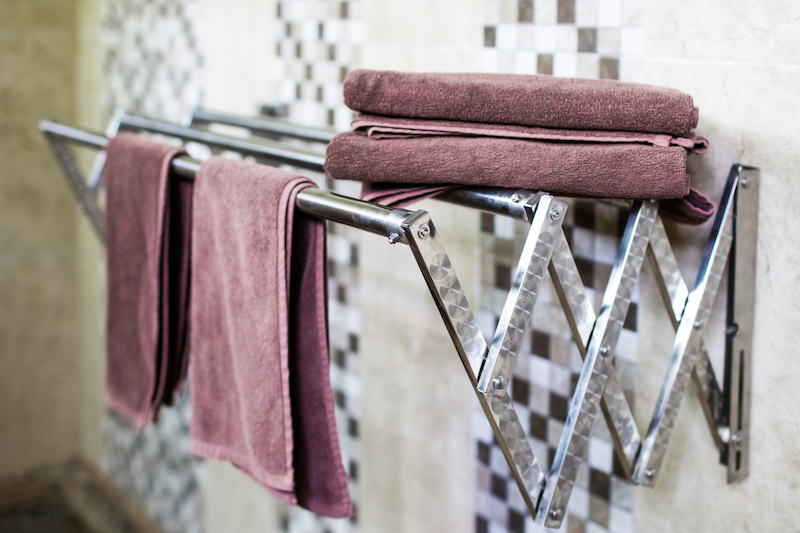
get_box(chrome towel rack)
[40,109,757,528]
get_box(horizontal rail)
[111,112,327,172]
[39,119,409,240]
[191,108,337,144]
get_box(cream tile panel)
[635,59,800,533]
[646,0,800,65]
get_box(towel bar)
[41,112,757,528]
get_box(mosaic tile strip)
[275,2,363,531]
[101,0,204,123]
[101,2,205,532]
[477,1,644,529]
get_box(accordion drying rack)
[40,108,758,528]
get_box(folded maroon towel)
[104,132,190,429]
[352,114,709,151]
[189,157,352,518]
[325,132,692,200]
[344,70,698,136]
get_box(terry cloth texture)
[344,70,698,137]
[189,157,352,518]
[104,132,191,430]
[325,131,692,200]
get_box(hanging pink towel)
[189,157,352,518]
[104,132,191,429]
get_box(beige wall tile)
[635,58,800,532]
[646,0,800,65]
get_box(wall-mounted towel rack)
[40,110,758,528]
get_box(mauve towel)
[344,70,698,136]
[325,132,691,200]
[352,114,709,152]
[190,157,352,518]
[105,132,190,429]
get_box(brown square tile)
[600,57,619,80]
[531,330,550,358]
[578,28,597,52]
[511,377,530,405]
[558,0,575,23]
[519,0,534,23]
[589,494,610,528]
[537,54,554,74]
[529,411,548,441]
[568,515,586,533]
[485,26,497,47]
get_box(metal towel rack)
[40,108,758,528]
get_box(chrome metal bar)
[402,212,547,513]
[191,108,337,144]
[634,175,737,486]
[478,195,566,396]
[548,231,642,480]
[723,165,758,483]
[117,113,326,171]
[538,201,658,527]
[647,218,726,451]
[39,120,410,240]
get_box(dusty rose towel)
[105,132,190,429]
[190,157,352,517]
[325,132,692,200]
[352,114,709,152]
[344,70,698,136]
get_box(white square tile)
[496,23,518,50]
[302,19,317,41]
[588,437,614,473]
[485,0,501,25]
[571,227,596,258]
[535,25,557,53]
[595,233,619,264]
[615,328,638,363]
[557,25,578,52]
[499,50,516,73]
[597,27,621,55]
[482,48,501,73]
[514,50,537,74]
[553,52,578,77]
[621,0,644,27]
[575,0,598,26]
[609,506,634,533]
[567,486,590,519]
[550,362,572,397]
[620,56,645,82]
[324,18,341,42]
[530,355,551,388]
[598,0,622,27]
[620,26,645,56]
[518,24,536,49]
[494,213,516,239]
[534,0,558,25]
[577,52,600,78]
[587,522,610,533]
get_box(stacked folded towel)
[324,70,714,223]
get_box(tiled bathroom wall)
[99,2,205,532]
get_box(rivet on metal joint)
[599,345,610,357]
[492,376,507,390]
[645,469,655,479]
[549,509,562,521]
[388,233,401,244]
[740,178,750,189]
[510,193,522,203]
[417,224,431,239]
[693,319,704,330]
[549,206,562,221]
[730,433,742,449]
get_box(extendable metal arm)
[43,111,758,528]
